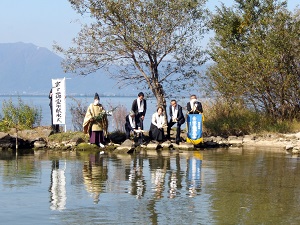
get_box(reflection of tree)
[82,153,108,204]
[1,154,39,187]
[186,152,202,197]
[127,156,145,199]
[49,160,67,211]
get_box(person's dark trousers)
[125,126,132,139]
[136,113,144,130]
[167,120,182,142]
[135,113,144,143]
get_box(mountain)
[0,42,210,97]
[0,42,135,96]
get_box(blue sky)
[0,0,298,51]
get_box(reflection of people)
[49,89,60,133]
[125,110,138,139]
[186,94,203,114]
[82,153,108,204]
[149,107,166,142]
[166,100,185,144]
[131,92,147,130]
[83,93,108,148]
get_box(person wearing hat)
[124,110,139,139]
[131,92,147,130]
[83,93,108,148]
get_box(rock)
[114,139,135,154]
[178,142,194,150]
[34,140,47,149]
[109,132,126,144]
[286,144,294,150]
[161,141,171,149]
[228,139,243,147]
[70,137,85,145]
[146,143,159,149]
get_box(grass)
[202,99,300,136]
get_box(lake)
[1,148,300,225]
[0,95,188,131]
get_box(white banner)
[52,78,66,124]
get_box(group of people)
[82,91,203,147]
[125,92,203,145]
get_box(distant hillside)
[0,42,210,97]
[0,42,133,96]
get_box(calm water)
[1,148,300,225]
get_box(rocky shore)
[1,127,300,154]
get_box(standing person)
[49,89,60,133]
[166,100,185,144]
[187,94,203,114]
[124,110,138,139]
[131,92,147,130]
[149,107,166,142]
[83,93,108,148]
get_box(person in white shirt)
[149,106,166,142]
[166,99,185,144]
[131,92,147,130]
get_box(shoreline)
[0,127,300,154]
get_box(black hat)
[94,93,100,100]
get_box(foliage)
[93,106,117,121]
[55,0,209,119]
[0,97,42,131]
[203,98,297,136]
[69,97,126,132]
[207,0,300,121]
[107,104,127,133]
[69,97,88,131]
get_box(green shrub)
[0,97,42,131]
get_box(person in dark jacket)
[131,92,147,130]
[125,110,138,139]
[186,94,203,114]
[166,100,185,144]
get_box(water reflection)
[187,152,203,197]
[2,149,300,224]
[82,153,108,204]
[49,160,67,211]
[127,157,145,199]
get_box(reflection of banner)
[186,114,203,144]
[52,78,66,124]
[187,152,203,196]
[50,160,66,211]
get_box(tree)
[55,0,208,118]
[207,0,300,120]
